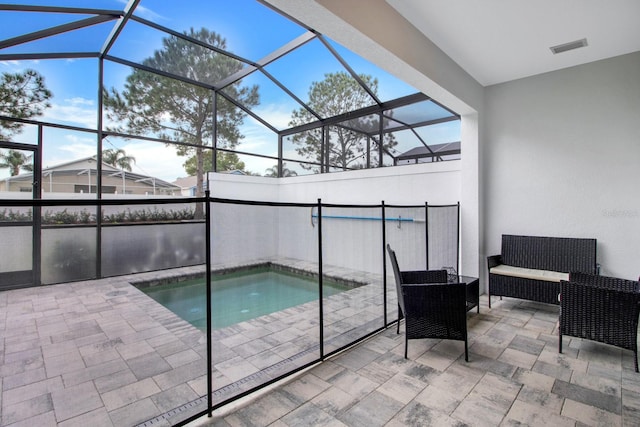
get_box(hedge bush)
[0,207,196,224]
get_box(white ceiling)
[386,0,640,86]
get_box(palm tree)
[0,149,33,176]
[102,148,136,172]
[282,167,298,177]
[264,163,298,177]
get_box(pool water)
[142,267,350,329]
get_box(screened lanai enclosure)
[0,1,462,425]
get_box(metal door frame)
[0,139,42,287]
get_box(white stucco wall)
[207,174,280,202]
[208,163,461,274]
[209,162,460,205]
[484,52,640,280]
[279,162,461,205]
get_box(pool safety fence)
[0,195,459,425]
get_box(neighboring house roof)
[397,141,461,161]
[42,156,118,173]
[3,156,180,190]
[172,170,247,190]
[222,169,246,176]
[172,176,198,189]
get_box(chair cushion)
[490,264,569,283]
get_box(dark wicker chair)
[559,272,640,372]
[387,244,468,360]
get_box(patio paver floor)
[197,297,640,427]
[2,264,640,426]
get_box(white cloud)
[239,124,277,150]
[42,97,97,129]
[135,5,166,21]
[119,140,185,183]
[116,0,166,22]
[0,60,23,69]
[252,103,295,130]
[62,133,94,146]
[245,156,275,176]
[233,103,292,161]
[56,143,94,156]
[66,97,94,106]
[52,137,95,163]
[43,137,96,169]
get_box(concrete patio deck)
[0,260,392,426]
[0,266,208,427]
[196,297,640,427]
[2,265,640,426]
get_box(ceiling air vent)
[550,38,588,54]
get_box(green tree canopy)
[0,69,52,139]
[102,148,136,172]
[104,27,259,202]
[182,151,245,176]
[288,71,395,171]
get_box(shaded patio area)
[3,264,640,426]
[200,297,640,427]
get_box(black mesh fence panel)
[0,196,458,420]
[427,204,460,274]
[208,201,320,406]
[384,206,427,326]
[320,205,384,354]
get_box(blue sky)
[0,0,459,181]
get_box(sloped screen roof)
[0,0,460,180]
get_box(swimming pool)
[140,265,352,329]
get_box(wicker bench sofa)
[487,234,597,308]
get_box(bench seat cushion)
[490,264,569,283]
